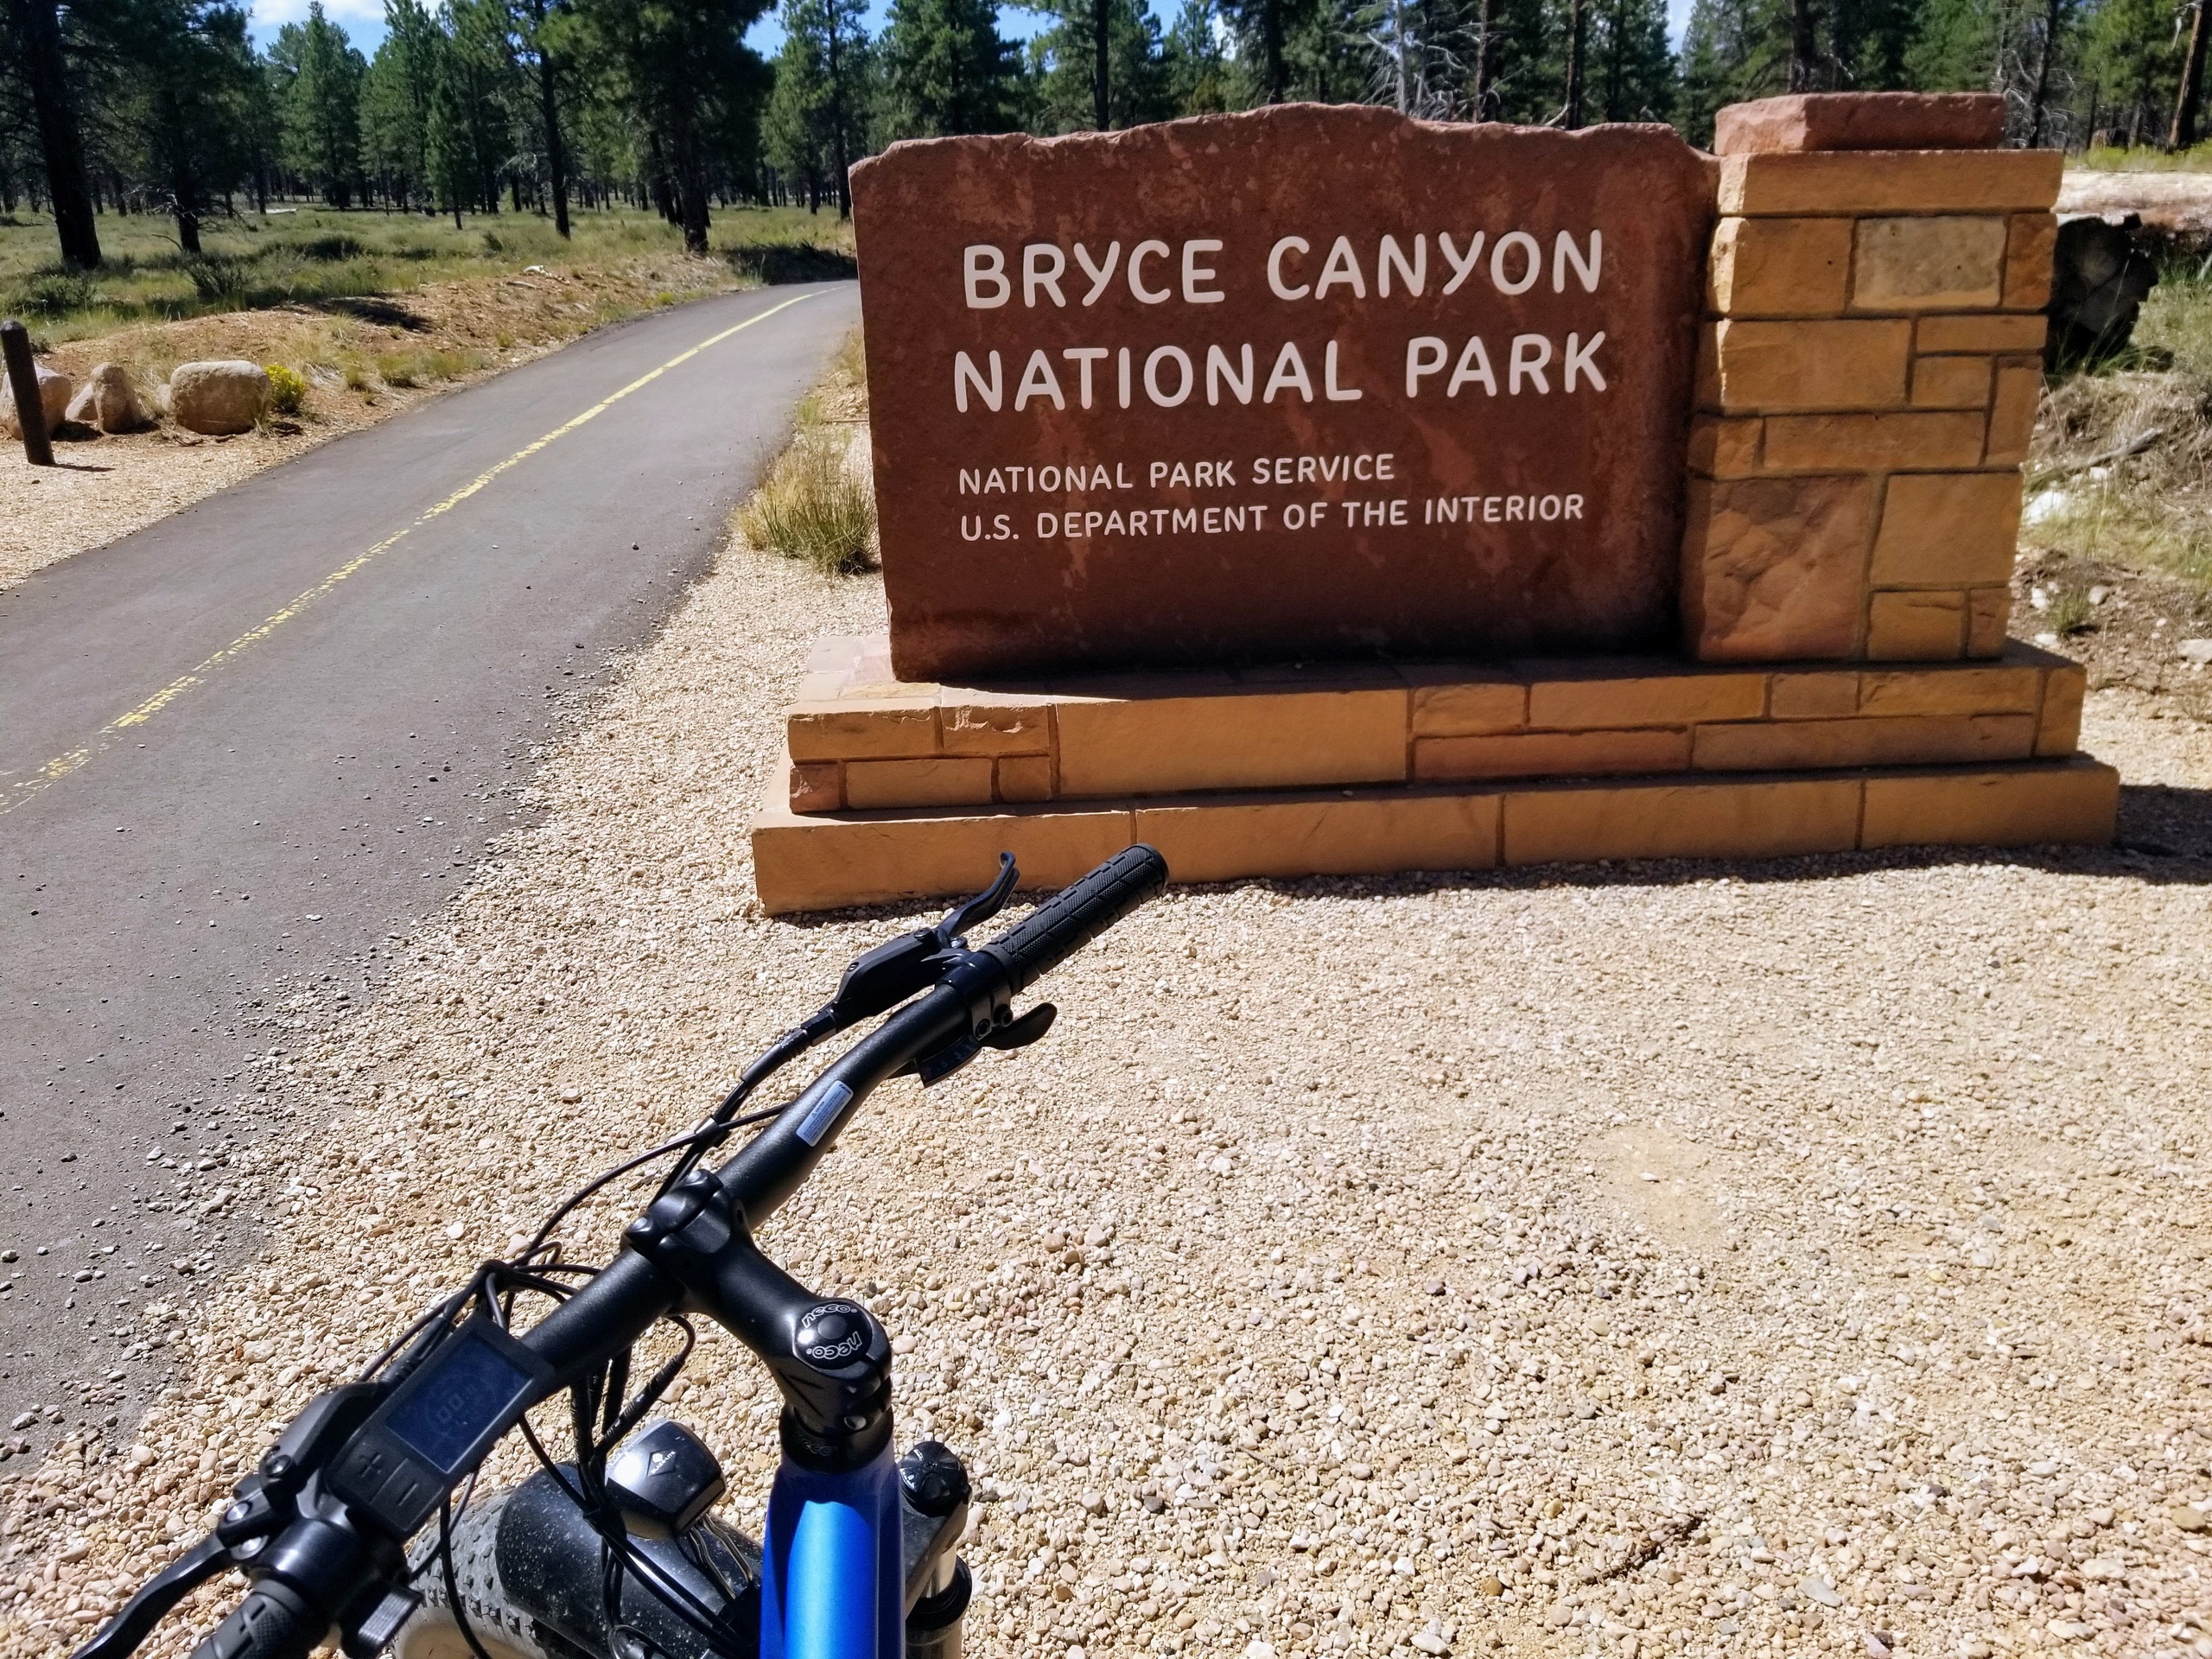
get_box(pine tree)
[1162,0,1238,110]
[425,0,511,219]
[79,0,260,250]
[765,30,829,207]
[512,0,572,232]
[5,0,105,264]
[2082,0,2180,144]
[767,0,869,213]
[881,0,1022,136]
[1281,0,1370,101]
[1675,0,1779,145]
[280,2,366,206]
[1028,0,1171,130]
[568,0,771,245]
[1218,0,1315,101]
[1905,0,2000,92]
[1828,0,1916,88]
[361,0,442,208]
[1586,0,1675,119]
[1466,0,1551,119]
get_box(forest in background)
[5,0,2212,275]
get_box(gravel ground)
[1,532,2209,1659]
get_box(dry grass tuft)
[734,330,876,576]
[735,429,878,576]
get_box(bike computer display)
[386,1332,534,1473]
[329,1319,555,1536]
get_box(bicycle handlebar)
[188,1583,323,1659]
[524,842,1169,1385]
[97,846,1169,1659]
[980,842,1171,996]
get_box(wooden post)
[2,320,54,467]
[2173,0,2210,150]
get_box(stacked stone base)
[749,638,2117,913]
[754,756,2117,913]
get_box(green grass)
[2074,143,2212,173]
[2031,259,2212,589]
[0,202,855,346]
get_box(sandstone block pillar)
[1681,93,2059,664]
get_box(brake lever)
[819,855,1022,1035]
[75,1380,386,1659]
[932,853,1018,948]
[72,1534,227,1659]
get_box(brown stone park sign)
[854,105,1713,680]
[748,94,2118,912]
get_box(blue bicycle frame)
[760,1445,906,1659]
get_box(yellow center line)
[2,289,817,821]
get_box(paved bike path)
[0,281,859,1452]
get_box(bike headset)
[75,842,1172,1659]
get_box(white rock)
[168,360,269,435]
[65,362,151,432]
[1,362,72,437]
[1800,1575,1842,1607]
[2178,639,2212,666]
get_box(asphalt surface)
[0,280,858,1456]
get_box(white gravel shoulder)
[3,537,2209,1659]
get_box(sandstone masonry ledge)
[751,757,2120,913]
[1713,93,2005,157]
[782,634,2088,816]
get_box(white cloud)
[248,0,389,48]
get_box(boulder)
[168,359,269,435]
[0,362,73,440]
[64,362,153,434]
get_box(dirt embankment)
[1,255,742,592]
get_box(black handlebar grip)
[982,845,1169,995]
[188,1583,327,1659]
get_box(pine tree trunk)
[2028,0,2063,145]
[828,6,852,216]
[9,0,102,268]
[1788,0,1818,92]
[679,151,709,254]
[1562,0,1586,128]
[1470,0,1493,118]
[535,27,570,238]
[2173,2,2209,149]
[1093,0,1111,127]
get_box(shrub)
[293,232,366,263]
[374,346,474,388]
[15,270,97,315]
[264,363,308,416]
[2044,588,2095,634]
[736,431,877,576]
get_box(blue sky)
[247,0,1696,77]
